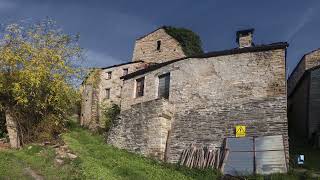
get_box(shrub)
[164,26,204,56]
[101,103,120,132]
[0,19,83,146]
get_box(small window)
[157,40,161,51]
[123,68,129,76]
[158,73,170,99]
[105,88,110,99]
[136,77,145,97]
[107,72,112,79]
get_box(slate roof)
[101,60,143,70]
[121,42,288,80]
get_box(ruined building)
[288,49,320,144]
[81,27,289,173]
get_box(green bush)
[164,26,204,56]
[101,103,120,132]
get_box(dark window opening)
[157,40,161,51]
[106,88,110,99]
[123,68,129,76]
[107,72,112,79]
[136,77,145,97]
[158,73,170,99]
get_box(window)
[157,40,161,51]
[105,88,110,99]
[136,77,145,97]
[123,68,129,76]
[158,73,170,99]
[107,71,112,79]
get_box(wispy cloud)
[83,50,124,68]
[286,6,316,40]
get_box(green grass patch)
[62,126,219,179]
[1,121,319,179]
[0,145,82,179]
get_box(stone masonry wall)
[119,48,288,163]
[132,28,186,63]
[288,49,320,96]
[107,99,173,160]
[81,62,144,129]
[98,62,144,105]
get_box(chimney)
[236,28,254,48]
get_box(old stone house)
[288,49,320,144]
[81,27,289,170]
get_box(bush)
[164,26,204,56]
[31,114,66,143]
[101,103,120,132]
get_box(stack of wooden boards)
[179,144,229,170]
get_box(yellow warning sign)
[236,126,246,138]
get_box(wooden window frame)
[135,77,145,98]
[105,88,111,99]
[158,73,170,99]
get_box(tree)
[0,19,83,147]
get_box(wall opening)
[136,77,145,97]
[157,40,161,51]
[158,73,170,99]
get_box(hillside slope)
[0,126,218,179]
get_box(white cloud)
[83,50,124,68]
[287,6,316,40]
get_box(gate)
[222,135,287,175]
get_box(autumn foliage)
[0,19,83,145]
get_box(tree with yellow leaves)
[0,19,83,148]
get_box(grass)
[0,122,319,179]
[62,125,219,179]
[0,124,219,179]
[0,144,81,179]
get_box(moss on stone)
[84,69,101,88]
[164,26,203,56]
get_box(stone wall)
[107,99,173,160]
[288,74,309,140]
[98,62,144,105]
[132,28,186,63]
[80,84,97,129]
[309,68,320,138]
[81,62,144,129]
[288,49,320,95]
[116,48,288,163]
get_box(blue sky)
[0,0,320,75]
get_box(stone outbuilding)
[288,49,320,145]
[82,27,289,170]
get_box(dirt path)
[24,167,44,180]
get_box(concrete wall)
[132,28,186,63]
[112,48,288,163]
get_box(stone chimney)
[236,29,254,48]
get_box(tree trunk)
[5,109,21,148]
